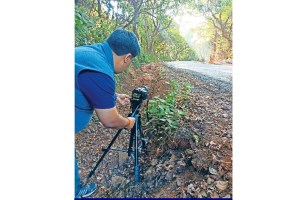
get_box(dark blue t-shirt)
[78,70,116,109]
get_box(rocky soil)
[75,62,232,198]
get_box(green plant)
[75,6,95,46]
[193,135,200,143]
[145,80,193,139]
[75,5,115,47]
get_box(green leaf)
[193,135,200,143]
[177,110,185,115]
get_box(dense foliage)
[75,0,232,64]
[75,0,198,65]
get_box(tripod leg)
[128,128,135,157]
[134,114,140,183]
[83,128,123,186]
[138,116,146,150]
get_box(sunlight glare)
[173,13,209,61]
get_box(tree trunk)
[97,0,101,17]
[209,31,217,64]
[122,0,143,39]
[132,11,139,39]
[147,39,154,54]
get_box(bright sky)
[173,14,205,37]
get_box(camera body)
[132,86,149,101]
[130,86,149,112]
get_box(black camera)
[130,86,149,112]
[132,86,149,101]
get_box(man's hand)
[125,117,136,129]
[116,93,131,106]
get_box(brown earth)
[75,62,232,198]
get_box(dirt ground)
[75,62,232,198]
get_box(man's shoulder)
[76,43,103,52]
[75,43,106,62]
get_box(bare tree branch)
[97,0,101,17]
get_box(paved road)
[165,61,232,92]
[165,61,232,83]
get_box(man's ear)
[125,53,133,61]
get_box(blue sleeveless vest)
[75,41,115,133]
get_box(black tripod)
[83,99,149,186]
[127,102,148,183]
